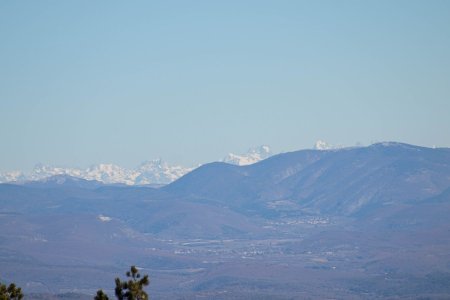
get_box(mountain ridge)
[1,141,450,298]
[164,142,450,216]
[0,145,274,186]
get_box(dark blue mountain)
[165,142,450,216]
[2,142,450,299]
[23,174,105,189]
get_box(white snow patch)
[222,145,272,166]
[313,140,346,151]
[98,215,112,222]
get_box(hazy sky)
[1,1,450,171]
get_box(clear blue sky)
[1,1,450,171]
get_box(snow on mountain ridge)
[222,145,273,166]
[83,163,138,185]
[135,159,194,185]
[0,160,192,186]
[0,145,273,184]
[313,140,345,150]
[0,170,26,183]
[0,142,366,184]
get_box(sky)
[1,0,450,172]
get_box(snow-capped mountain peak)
[135,159,193,185]
[222,145,272,166]
[0,170,26,183]
[313,140,346,151]
[0,160,193,186]
[0,145,273,184]
[83,163,137,185]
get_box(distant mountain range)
[313,139,343,150]
[0,160,193,186]
[166,141,450,216]
[5,141,447,218]
[0,145,274,185]
[1,141,450,298]
[221,145,272,165]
